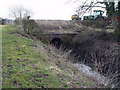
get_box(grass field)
[0,25,2,89]
[2,25,103,88]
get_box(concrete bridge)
[41,33,78,47]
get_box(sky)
[0,0,105,20]
[0,0,80,20]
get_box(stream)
[73,63,116,88]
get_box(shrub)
[15,19,43,40]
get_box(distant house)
[0,18,14,25]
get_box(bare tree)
[74,0,103,17]
[10,5,33,19]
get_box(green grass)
[2,25,103,88]
[2,25,61,88]
[0,25,2,89]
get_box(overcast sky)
[0,0,105,20]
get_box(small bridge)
[41,33,78,47]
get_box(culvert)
[50,38,62,48]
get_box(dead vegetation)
[35,20,84,33]
[71,28,120,87]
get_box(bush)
[15,19,43,40]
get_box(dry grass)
[35,20,84,33]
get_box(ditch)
[50,32,120,88]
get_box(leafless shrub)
[71,28,120,87]
[74,42,120,87]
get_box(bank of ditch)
[2,25,104,88]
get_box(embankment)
[2,25,104,88]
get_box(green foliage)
[2,25,61,88]
[16,19,43,40]
[22,20,42,35]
